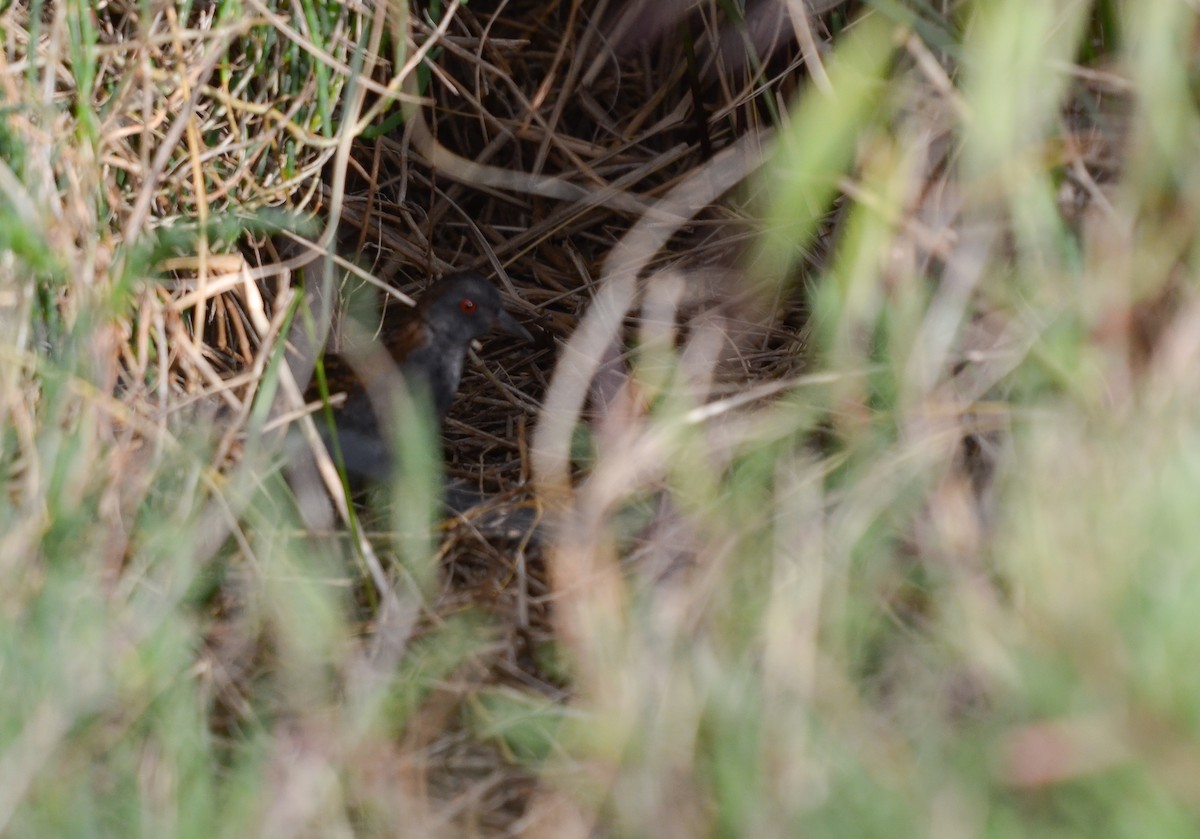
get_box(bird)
[308,270,532,482]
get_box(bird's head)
[418,271,532,344]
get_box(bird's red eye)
[459,298,477,314]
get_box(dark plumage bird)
[310,271,532,481]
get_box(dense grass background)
[3,0,1200,836]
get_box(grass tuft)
[4,0,1200,836]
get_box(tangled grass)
[4,0,1200,836]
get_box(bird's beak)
[494,308,533,342]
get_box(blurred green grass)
[4,0,1200,836]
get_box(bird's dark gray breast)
[398,332,468,421]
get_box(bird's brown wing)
[380,313,429,363]
[306,306,428,400]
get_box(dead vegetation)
[7,0,1199,836]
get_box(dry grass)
[6,0,1200,836]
